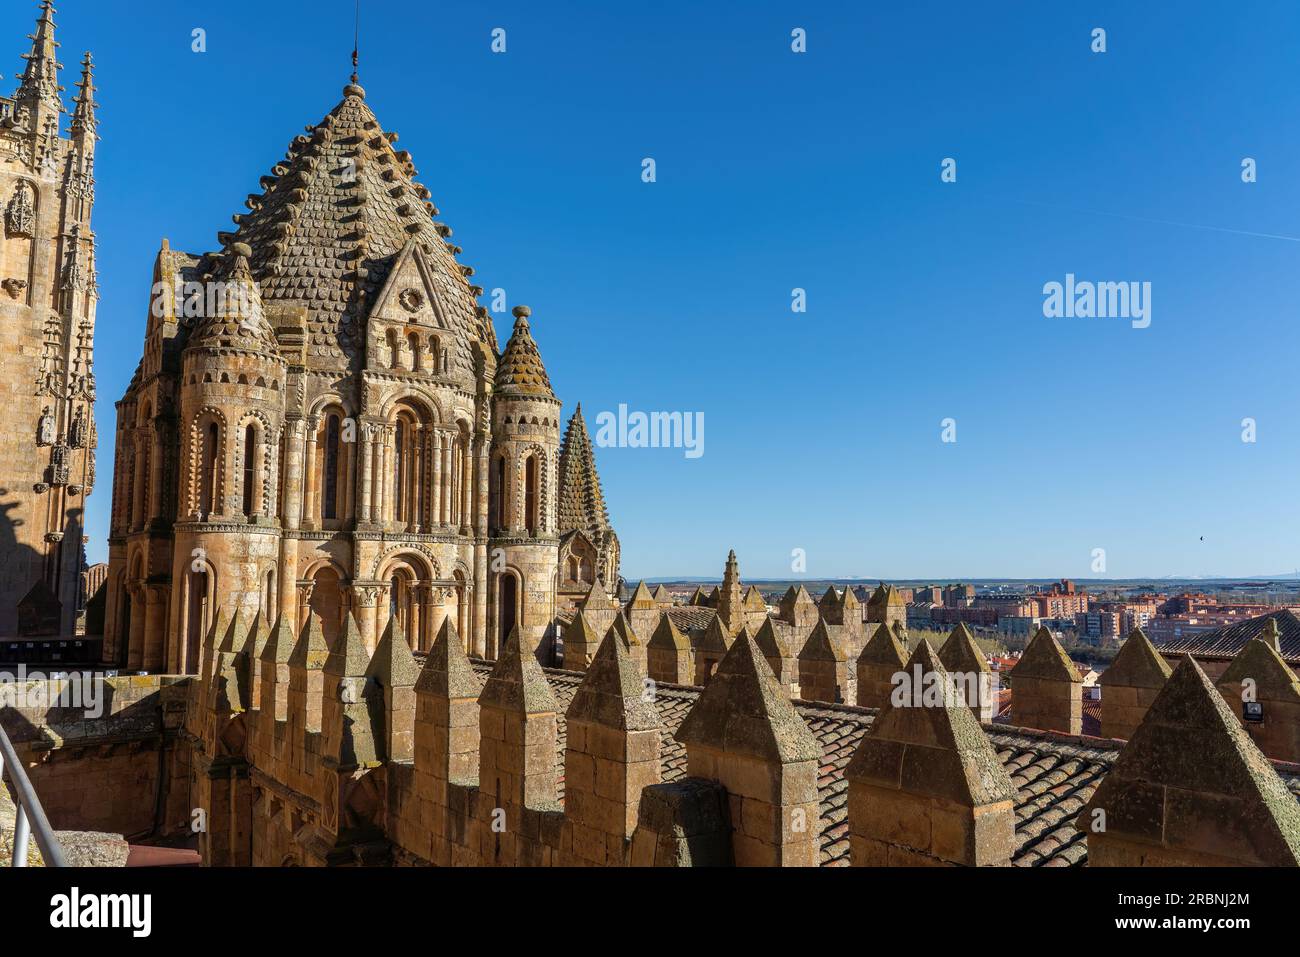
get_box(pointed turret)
[557,405,618,575]
[716,549,744,631]
[1010,626,1082,734]
[69,50,95,138]
[14,1,63,128]
[187,243,279,354]
[494,306,555,398]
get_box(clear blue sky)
[38,0,1300,580]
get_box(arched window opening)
[186,568,209,674]
[199,422,219,518]
[525,454,539,534]
[579,557,593,583]
[568,556,579,581]
[323,414,341,520]
[242,424,257,517]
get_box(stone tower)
[0,2,98,637]
[489,306,560,653]
[105,73,601,672]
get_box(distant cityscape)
[633,576,1300,665]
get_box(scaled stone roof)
[222,82,497,367]
[557,404,614,541]
[494,309,555,397]
[1154,609,1300,664]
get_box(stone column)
[379,427,393,526]
[351,581,383,656]
[126,582,145,670]
[282,417,305,531]
[301,417,319,530]
[430,427,442,525]
[460,439,472,534]
[441,434,452,529]
[143,583,168,672]
[357,422,374,525]
[296,578,316,634]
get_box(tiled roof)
[665,606,717,633]
[450,659,1300,867]
[1153,609,1300,663]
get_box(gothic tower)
[0,2,97,637]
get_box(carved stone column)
[282,417,305,532]
[358,421,375,526]
[296,578,316,633]
[351,580,384,655]
[302,416,320,529]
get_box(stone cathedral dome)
[219,82,498,371]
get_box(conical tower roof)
[557,403,612,536]
[494,306,555,397]
[186,244,280,355]
[221,81,497,368]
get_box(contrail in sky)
[1010,198,1300,243]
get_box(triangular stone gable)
[1101,628,1172,690]
[217,608,250,655]
[676,632,820,765]
[580,579,617,611]
[938,623,989,676]
[367,240,452,333]
[567,630,660,732]
[1079,656,1300,865]
[651,584,673,605]
[688,586,708,606]
[1012,626,1080,682]
[479,627,558,714]
[847,640,1016,808]
[415,618,481,698]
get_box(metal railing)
[0,722,66,867]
